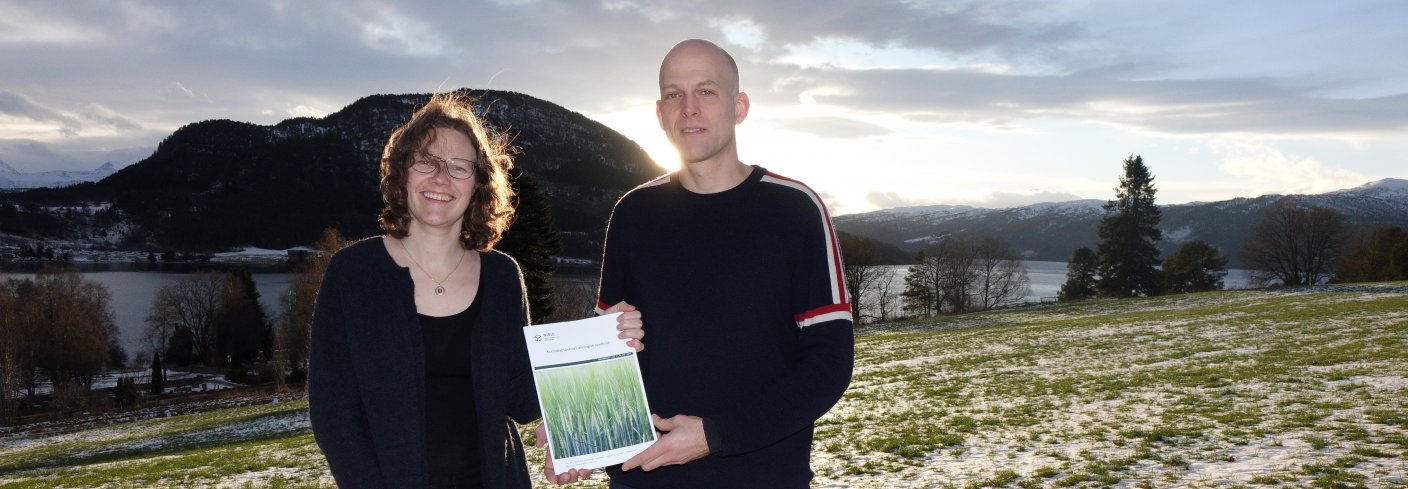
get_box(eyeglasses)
[411,153,477,180]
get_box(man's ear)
[734,92,750,124]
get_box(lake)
[2,260,1255,357]
[858,261,1254,321]
[1,266,294,359]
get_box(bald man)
[583,39,855,489]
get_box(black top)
[597,166,854,488]
[308,238,540,489]
[422,279,484,489]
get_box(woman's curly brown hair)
[378,92,515,251]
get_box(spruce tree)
[901,249,938,317]
[150,352,164,395]
[1161,240,1227,293]
[214,270,269,367]
[497,168,561,321]
[1095,155,1163,297]
[1058,246,1099,301]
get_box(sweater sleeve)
[503,255,541,424]
[702,191,855,456]
[594,201,633,314]
[308,255,388,488]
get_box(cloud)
[1213,140,1367,196]
[2,0,1404,206]
[633,1,1073,58]
[0,4,103,44]
[976,191,1087,209]
[354,7,458,59]
[0,91,143,136]
[287,105,329,119]
[768,116,891,139]
[85,104,144,132]
[865,189,1087,211]
[0,91,74,120]
[167,82,214,103]
[793,67,1408,136]
[0,91,88,135]
[866,191,936,209]
[0,138,151,172]
[817,191,848,215]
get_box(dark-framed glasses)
[412,153,476,180]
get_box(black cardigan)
[309,237,539,488]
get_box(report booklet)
[524,313,657,475]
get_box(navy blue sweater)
[309,238,539,488]
[597,166,855,488]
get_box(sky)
[2,0,1406,215]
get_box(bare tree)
[971,236,1031,310]
[9,270,116,391]
[838,231,885,323]
[287,227,343,374]
[147,272,223,365]
[4,278,42,398]
[0,280,22,423]
[903,237,978,316]
[268,308,287,391]
[543,278,596,323]
[1241,199,1347,286]
[934,237,977,314]
[870,266,900,322]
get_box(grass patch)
[7,284,1406,487]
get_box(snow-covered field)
[1,283,1404,488]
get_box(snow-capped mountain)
[835,179,1408,265]
[0,161,119,190]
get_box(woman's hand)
[603,301,644,352]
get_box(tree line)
[1,269,124,421]
[839,231,1032,323]
[837,154,1407,325]
[0,261,305,423]
[1057,154,1404,302]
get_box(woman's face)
[404,126,477,234]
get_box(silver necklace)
[397,238,465,296]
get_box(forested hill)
[835,178,1408,266]
[5,90,663,258]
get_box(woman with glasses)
[309,92,642,488]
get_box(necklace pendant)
[434,285,446,296]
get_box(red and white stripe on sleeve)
[761,172,851,328]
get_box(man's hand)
[603,301,644,352]
[536,423,593,484]
[620,414,711,472]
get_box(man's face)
[656,43,747,166]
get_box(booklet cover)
[524,313,656,475]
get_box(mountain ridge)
[834,178,1408,266]
[0,161,120,190]
[0,90,664,258]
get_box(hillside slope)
[3,283,1404,488]
[4,90,663,258]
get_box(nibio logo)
[534,332,558,342]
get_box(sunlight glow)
[586,108,680,173]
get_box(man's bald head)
[659,39,740,94]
